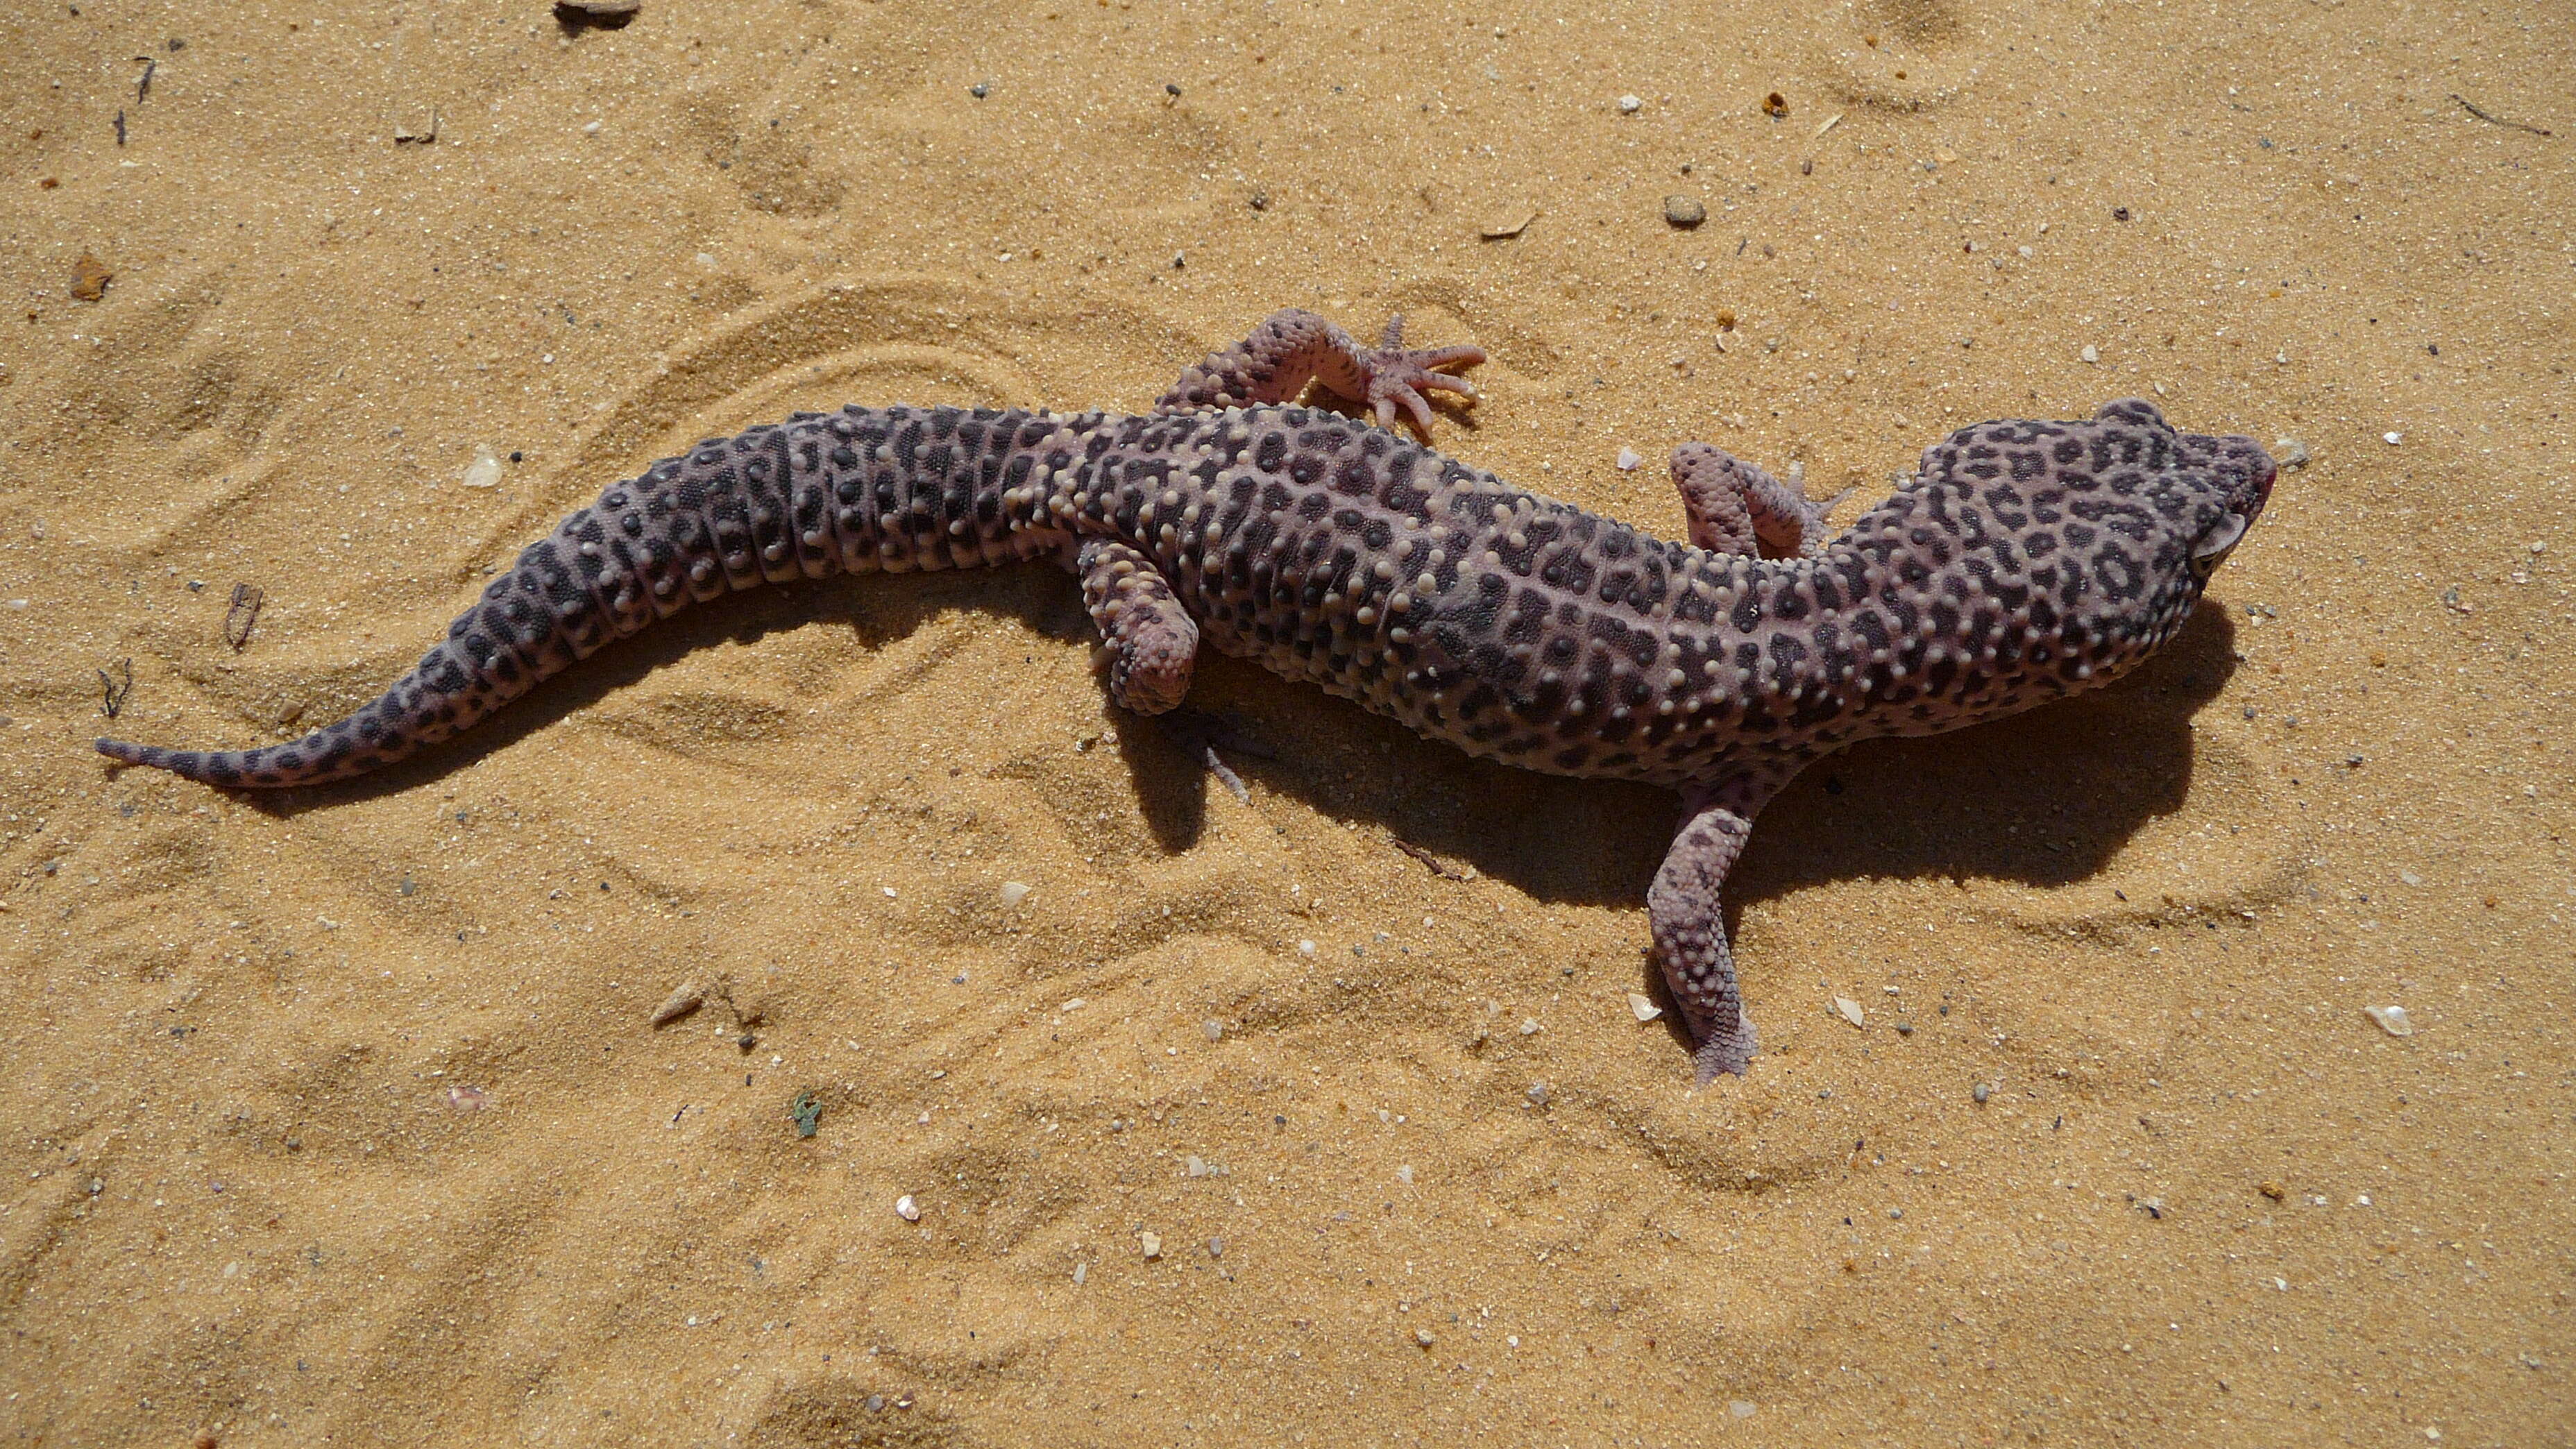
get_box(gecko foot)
[1692,1022,1761,1085]
[1359,314,1486,435]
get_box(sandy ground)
[3,0,2570,1443]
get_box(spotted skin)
[98,307,2276,1082]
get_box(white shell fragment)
[1616,446,1643,471]
[894,1194,921,1221]
[2364,1004,2415,1037]
[1833,996,1867,1028]
[998,880,1032,908]
[648,979,705,1027]
[1627,992,1663,1022]
[1138,1230,1163,1259]
[461,443,503,489]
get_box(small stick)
[223,584,264,651]
[99,659,134,718]
[2451,93,2552,137]
[135,58,156,102]
[1201,745,1250,804]
[1391,838,1475,881]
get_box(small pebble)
[1617,94,1643,114]
[1396,1164,1414,1185]
[2079,344,2100,364]
[1887,1208,1904,1220]
[1414,1327,1437,1347]
[1616,446,1643,471]
[1139,1230,1163,1260]
[2383,431,2403,446]
[69,253,111,302]
[1972,1082,1992,1104]
[1072,1262,1087,1285]
[1627,992,1663,1022]
[1729,1400,1758,1420]
[446,1085,489,1111]
[969,81,989,99]
[2259,1180,2287,1201]
[895,1194,920,1222]
[557,0,642,13]
[1187,1154,1211,1177]
[2273,437,2311,469]
[1833,996,1865,1028]
[1662,194,1706,228]
[998,881,1032,908]
[1201,1018,1224,1042]
[1297,940,1316,956]
[2365,1004,2415,1037]
[1525,1081,1550,1107]
[1518,1017,1541,1035]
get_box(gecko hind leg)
[1669,443,1852,558]
[1156,307,1485,437]
[1076,539,1198,715]
[1650,783,1780,1083]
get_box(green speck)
[789,1091,822,1139]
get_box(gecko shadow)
[1117,601,2244,995]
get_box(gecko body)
[99,310,2276,1081]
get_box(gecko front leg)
[1668,443,1849,558]
[1157,308,1484,436]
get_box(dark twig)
[135,58,156,102]
[99,659,134,719]
[1391,838,1475,881]
[2452,93,2552,137]
[224,583,264,651]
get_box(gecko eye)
[2189,510,2249,579]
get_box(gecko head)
[2168,419,2277,584]
[2077,398,2275,592]
[1917,400,2278,690]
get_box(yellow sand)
[5,1,2568,1443]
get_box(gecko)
[97,309,2276,1082]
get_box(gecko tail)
[95,722,434,788]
